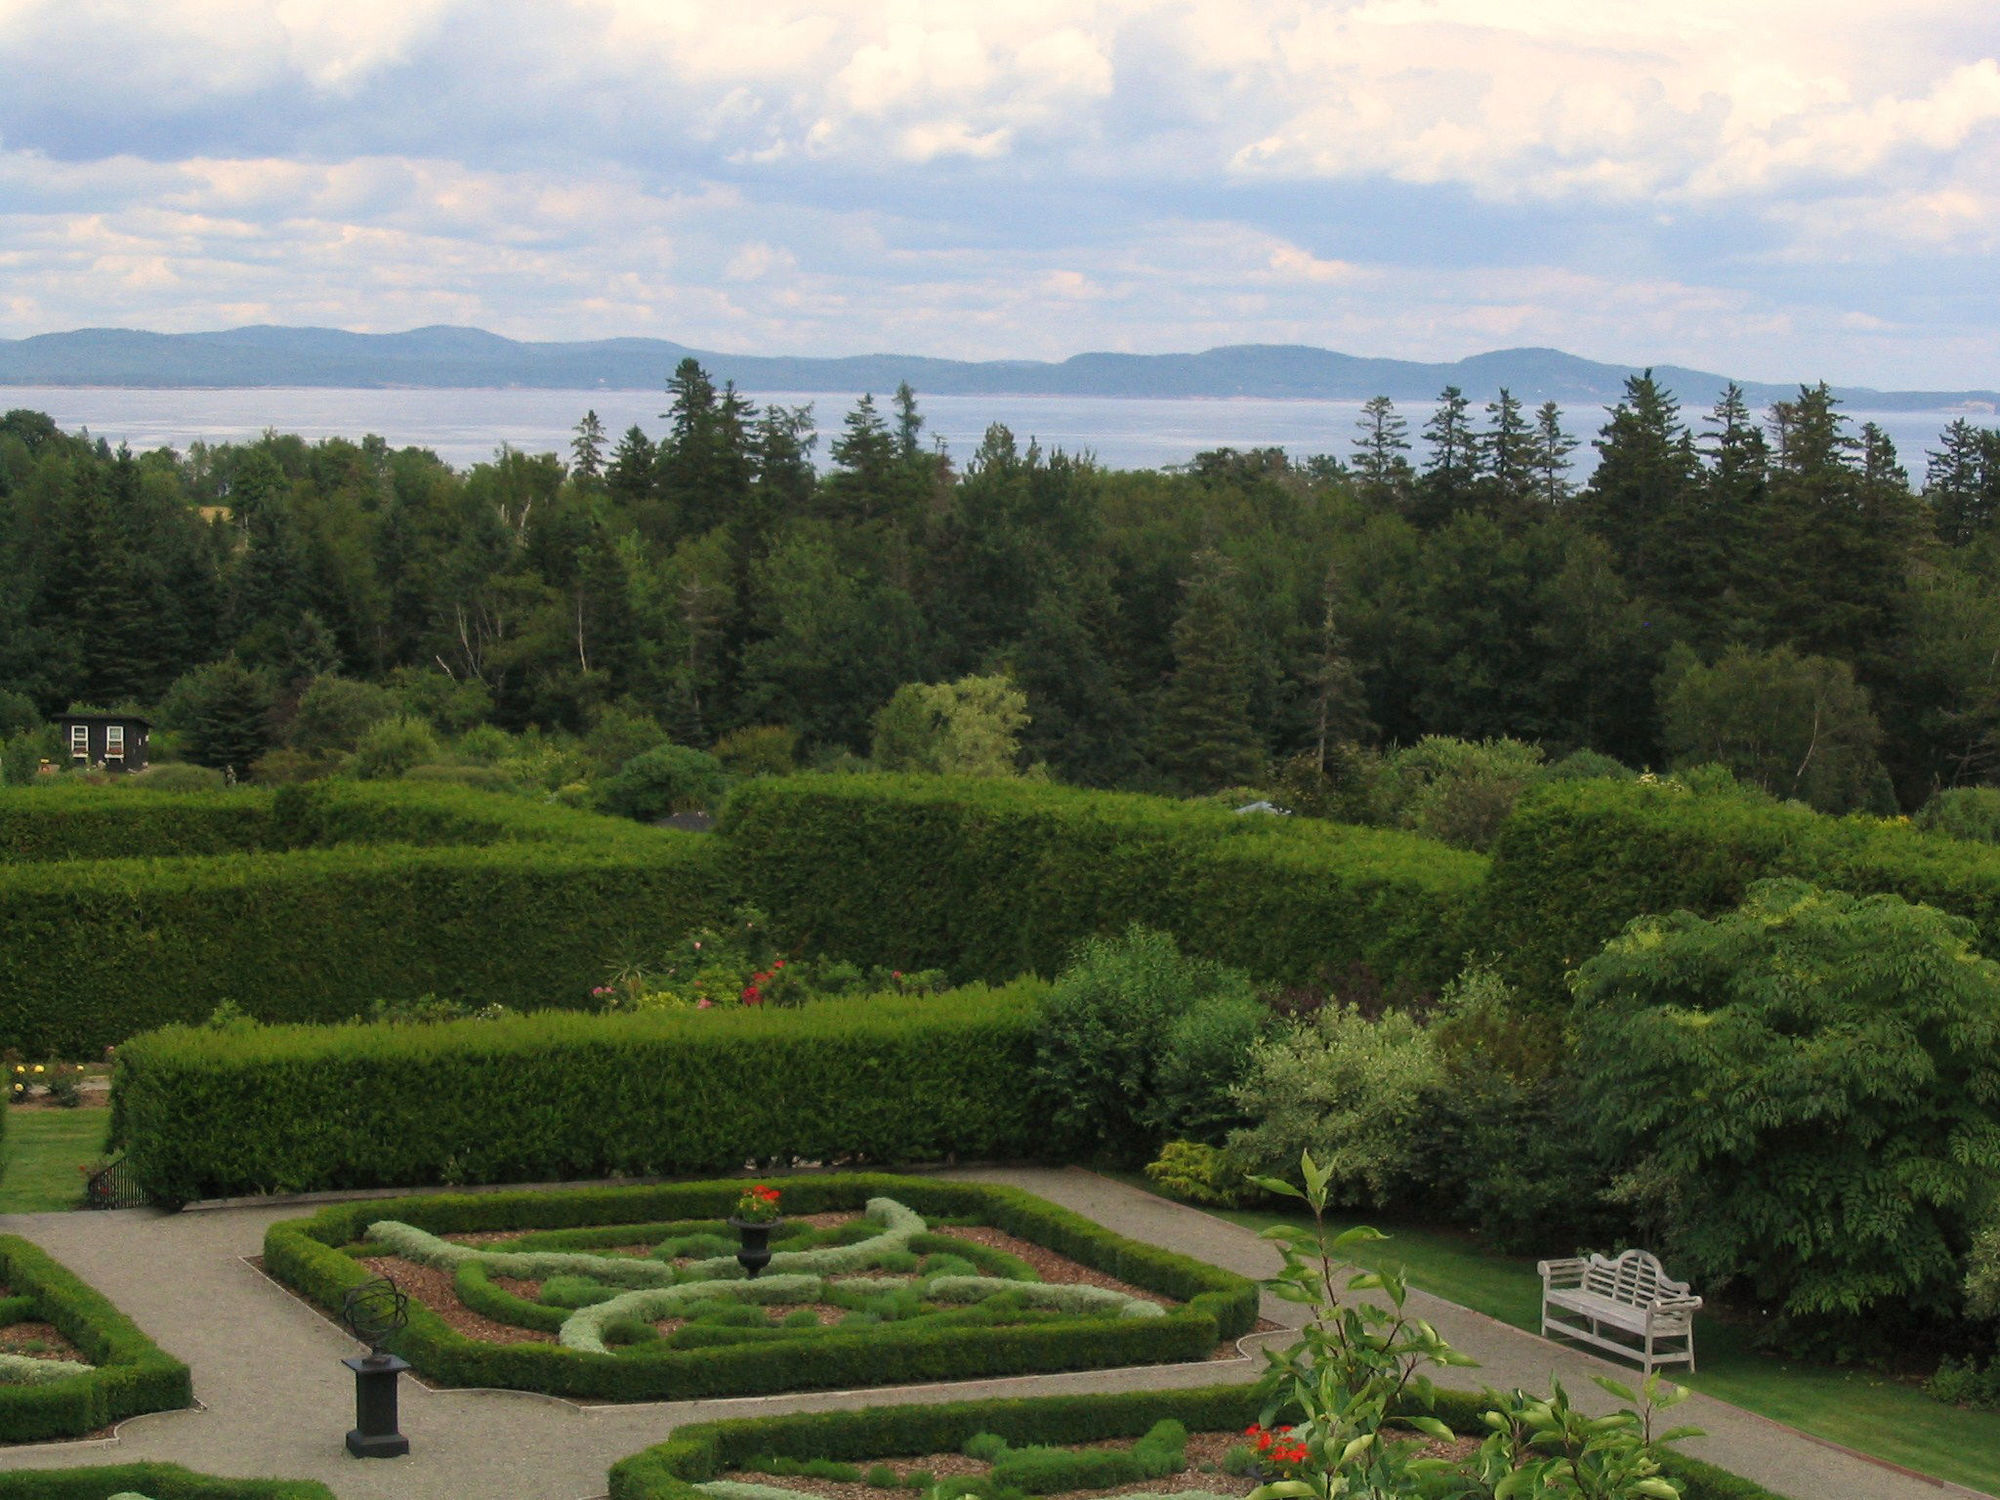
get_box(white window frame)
[68,725,88,760]
[104,724,125,761]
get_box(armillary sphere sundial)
[339,1274,413,1458]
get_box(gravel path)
[0,1166,1976,1500]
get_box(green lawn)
[0,1107,110,1213]
[1204,1200,2000,1497]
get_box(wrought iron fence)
[82,1155,146,1210]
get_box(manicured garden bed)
[606,1384,1783,1500]
[0,1235,191,1443]
[0,1465,331,1499]
[264,1175,1256,1402]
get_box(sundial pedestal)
[342,1352,411,1458]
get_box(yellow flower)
[32,1065,43,1074]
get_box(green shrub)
[1927,1354,2000,1410]
[1142,1142,1248,1209]
[129,764,227,793]
[115,984,1047,1202]
[1029,928,1261,1164]
[348,715,441,779]
[403,763,517,792]
[1380,735,1546,852]
[287,675,400,754]
[0,1466,332,1500]
[1226,1004,1447,1209]
[264,1176,1256,1404]
[1916,786,2000,844]
[600,744,731,820]
[0,1236,192,1442]
[715,726,799,779]
[1575,879,2000,1342]
[721,775,1481,994]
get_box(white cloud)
[0,1,1995,383]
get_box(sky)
[3,1,1999,388]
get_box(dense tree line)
[4,360,2000,808]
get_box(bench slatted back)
[1581,1250,1686,1305]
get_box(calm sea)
[4,385,1990,477]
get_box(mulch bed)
[358,1255,557,1344]
[720,1429,1481,1500]
[0,1320,87,1364]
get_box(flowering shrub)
[597,906,946,1012]
[733,1184,783,1224]
[1243,1424,1308,1477]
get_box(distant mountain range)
[3,325,1996,413]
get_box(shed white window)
[68,724,87,759]
[105,725,125,760]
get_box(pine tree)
[1151,549,1263,792]
[1308,559,1371,772]
[1415,386,1480,523]
[1924,419,2000,546]
[605,426,657,511]
[1578,372,1700,595]
[1529,402,1578,505]
[1350,396,1413,508]
[1482,389,1536,503]
[570,410,607,481]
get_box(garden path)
[0,1167,1974,1500]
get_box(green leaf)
[1248,1176,1305,1201]
[1592,1375,1637,1404]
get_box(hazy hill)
[3,325,1996,412]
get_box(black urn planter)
[728,1216,782,1278]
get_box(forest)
[3,358,2000,815]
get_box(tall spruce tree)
[1351,396,1414,509]
[1152,549,1263,792]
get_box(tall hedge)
[0,779,646,863]
[723,776,1485,992]
[1483,779,2000,1002]
[0,834,729,1056]
[112,984,1047,1203]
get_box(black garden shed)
[55,713,151,772]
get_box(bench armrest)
[1647,1295,1703,1314]
[1538,1258,1586,1289]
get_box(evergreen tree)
[1416,386,1480,522]
[1578,372,1701,599]
[1152,549,1263,791]
[1529,402,1578,505]
[1350,396,1414,508]
[1924,419,2000,546]
[569,410,607,481]
[1014,568,1140,787]
[1481,389,1536,504]
[159,657,279,775]
[605,425,657,511]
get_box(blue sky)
[3,1,1999,387]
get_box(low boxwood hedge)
[0,1235,192,1442]
[0,1465,332,1500]
[722,775,1485,992]
[606,1383,1784,1500]
[264,1175,1256,1403]
[114,983,1046,1203]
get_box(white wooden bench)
[1537,1250,1700,1375]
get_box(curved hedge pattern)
[0,1235,191,1443]
[721,775,1485,991]
[263,1175,1257,1403]
[605,1383,1782,1500]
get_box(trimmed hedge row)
[722,776,1486,992]
[0,1235,192,1443]
[1482,779,2000,1002]
[0,1466,332,1500]
[0,831,728,1057]
[0,779,639,863]
[113,985,1048,1202]
[264,1175,1257,1403]
[605,1383,1785,1500]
